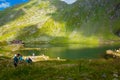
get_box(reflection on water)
[19,44,120,59]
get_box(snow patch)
[61,0,77,4]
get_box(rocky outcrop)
[106,49,120,58]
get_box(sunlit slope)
[0,0,120,44]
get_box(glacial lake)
[19,43,119,59]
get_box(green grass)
[0,0,119,44]
[0,59,120,80]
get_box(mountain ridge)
[0,0,120,44]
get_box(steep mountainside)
[0,0,120,44]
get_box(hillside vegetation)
[0,0,120,44]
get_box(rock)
[102,73,107,78]
[113,73,118,77]
[106,50,114,55]
[112,78,119,80]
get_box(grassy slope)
[0,0,120,44]
[1,59,120,80]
